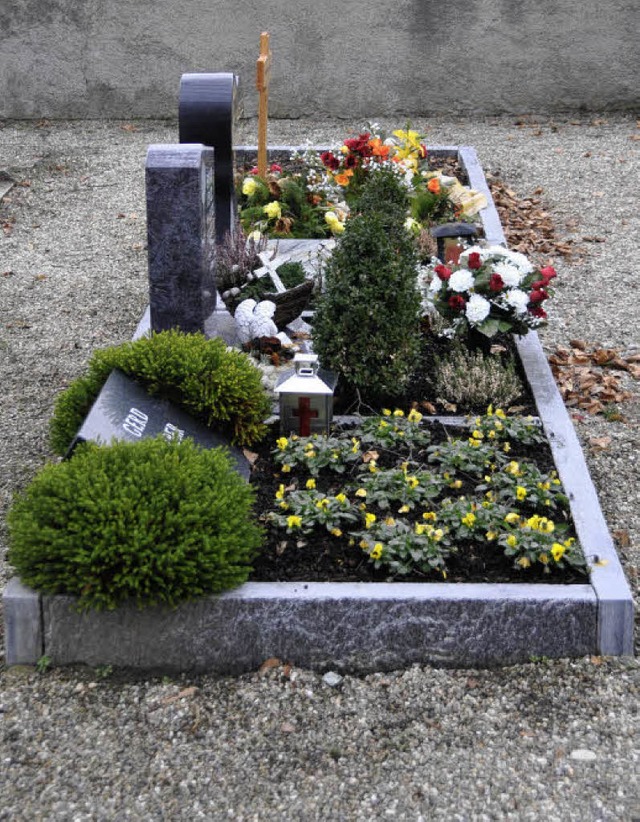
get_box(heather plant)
[49,331,270,452]
[312,209,421,404]
[432,345,524,410]
[8,437,263,611]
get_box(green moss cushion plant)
[50,330,271,454]
[8,437,263,610]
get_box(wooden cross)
[293,396,318,437]
[256,31,271,178]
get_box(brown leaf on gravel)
[120,123,140,132]
[588,436,612,451]
[243,449,259,466]
[486,173,577,260]
[549,344,635,415]
[362,450,379,463]
[613,529,631,548]
[421,401,437,415]
[259,657,282,674]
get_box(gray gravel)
[1,115,639,820]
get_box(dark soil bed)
[248,418,588,586]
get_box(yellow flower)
[370,543,383,560]
[488,430,496,440]
[407,408,423,423]
[506,461,520,475]
[335,493,347,504]
[539,553,549,565]
[305,450,316,459]
[287,515,302,529]
[415,523,427,535]
[275,484,286,500]
[263,201,282,220]
[423,511,437,522]
[468,438,481,448]
[351,438,360,454]
[369,461,378,473]
[450,479,463,490]
[316,498,330,510]
[526,515,541,530]
[503,442,511,453]
[516,486,527,501]
[393,409,405,417]
[324,211,345,235]
[279,501,289,510]
[330,528,343,538]
[406,476,419,489]
[517,557,531,569]
[382,408,392,416]
[486,531,498,541]
[355,488,367,498]
[541,518,555,533]
[242,177,258,196]
[276,437,288,450]
[472,430,483,440]
[359,539,370,550]
[506,535,518,548]
[398,504,410,514]
[378,420,389,429]
[365,513,376,528]
[504,512,520,524]
[462,512,476,528]
[281,464,291,473]
[487,404,494,416]
[551,542,566,562]
[495,408,506,419]
[384,517,396,526]
[305,478,316,490]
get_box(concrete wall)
[1,0,638,119]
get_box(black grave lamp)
[430,222,478,266]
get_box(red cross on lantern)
[292,396,318,437]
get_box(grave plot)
[3,75,634,673]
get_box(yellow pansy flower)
[355,488,367,498]
[370,543,383,560]
[506,535,518,548]
[275,484,286,500]
[276,437,288,450]
[287,515,302,529]
[551,543,566,562]
[516,486,527,501]
[306,478,316,490]
[330,528,343,538]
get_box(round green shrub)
[50,330,270,454]
[7,437,263,610]
[312,210,421,404]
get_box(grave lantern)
[274,354,337,437]
[431,222,478,265]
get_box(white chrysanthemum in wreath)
[465,293,491,324]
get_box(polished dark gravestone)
[146,144,216,334]
[67,369,249,479]
[179,72,238,243]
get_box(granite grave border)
[3,146,633,672]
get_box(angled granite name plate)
[67,369,249,479]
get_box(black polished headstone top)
[179,72,238,243]
[146,143,216,335]
[67,369,249,479]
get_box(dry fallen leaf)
[242,449,259,466]
[259,657,282,674]
[612,529,631,548]
[588,436,612,451]
[362,450,379,464]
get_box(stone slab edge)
[515,331,634,655]
[35,581,596,673]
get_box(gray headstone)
[146,143,216,335]
[178,73,239,243]
[67,369,249,479]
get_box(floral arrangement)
[421,245,557,338]
[238,125,488,240]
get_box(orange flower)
[334,169,354,186]
[427,178,441,194]
[369,137,390,159]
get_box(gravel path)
[0,115,638,820]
